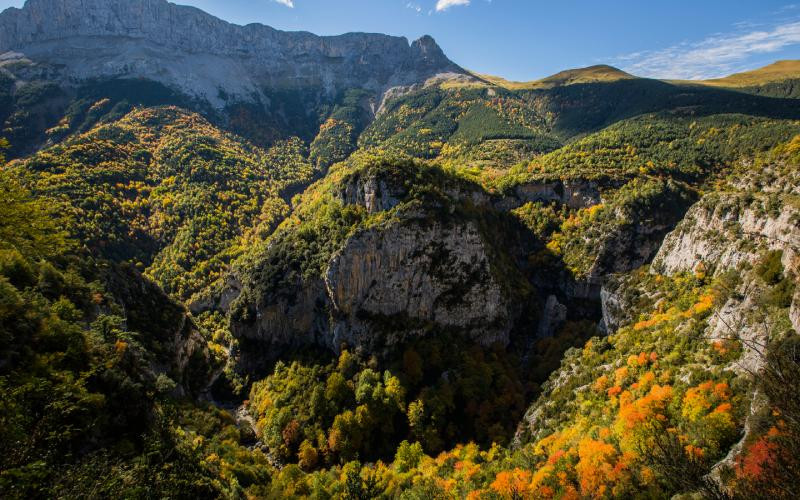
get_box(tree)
[490,468,532,499]
[394,441,424,473]
[0,137,8,163]
[297,440,319,471]
[0,171,70,259]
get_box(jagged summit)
[0,0,468,106]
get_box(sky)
[1,0,800,81]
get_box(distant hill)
[467,64,637,90]
[695,60,800,87]
[459,61,800,95]
[666,60,800,98]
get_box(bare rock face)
[325,221,513,350]
[0,0,468,107]
[652,194,800,276]
[495,179,605,211]
[599,276,631,334]
[648,189,800,376]
[536,295,567,338]
[335,174,406,214]
[792,286,800,334]
[229,218,516,371]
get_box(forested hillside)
[1,0,799,497]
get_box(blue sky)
[2,0,800,80]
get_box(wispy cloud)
[273,0,294,7]
[436,0,470,12]
[613,20,800,80]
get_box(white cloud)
[613,20,800,80]
[273,0,294,7]
[436,0,470,12]
[407,2,422,13]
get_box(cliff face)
[594,165,800,370]
[225,163,532,373]
[0,0,468,107]
[651,195,800,277]
[325,220,513,350]
[230,218,514,371]
[518,163,800,455]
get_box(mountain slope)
[0,0,468,107]
[1,1,799,497]
[698,60,800,87]
[6,106,313,303]
[360,79,800,168]
[0,0,471,157]
[676,60,800,99]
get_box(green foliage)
[5,63,800,498]
[546,178,696,278]
[249,351,406,465]
[248,334,533,469]
[0,172,69,259]
[516,113,800,184]
[252,268,756,498]
[0,168,235,497]
[361,78,800,175]
[8,106,311,302]
[511,201,565,240]
[310,89,371,169]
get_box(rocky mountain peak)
[0,0,469,106]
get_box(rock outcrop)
[225,162,533,372]
[599,274,633,334]
[648,186,800,371]
[536,295,567,337]
[652,193,800,277]
[229,218,517,372]
[495,179,606,212]
[0,0,469,107]
[325,221,513,350]
[335,173,406,214]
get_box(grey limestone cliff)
[0,0,469,107]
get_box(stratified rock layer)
[0,0,467,106]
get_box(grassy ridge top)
[693,60,800,87]
[451,64,637,90]
[448,60,800,91]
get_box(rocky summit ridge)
[0,0,469,107]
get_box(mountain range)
[1,0,799,498]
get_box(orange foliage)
[576,438,618,497]
[594,375,609,392]
[686,293,715,316]
[737,432,780,481]
[616,385,673,433]
[637,371,656,392]
[491,468,532,498]
[114,339,128,354]
[614,366,629,384]
[682,380,731,421]
[685,444,705,460]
